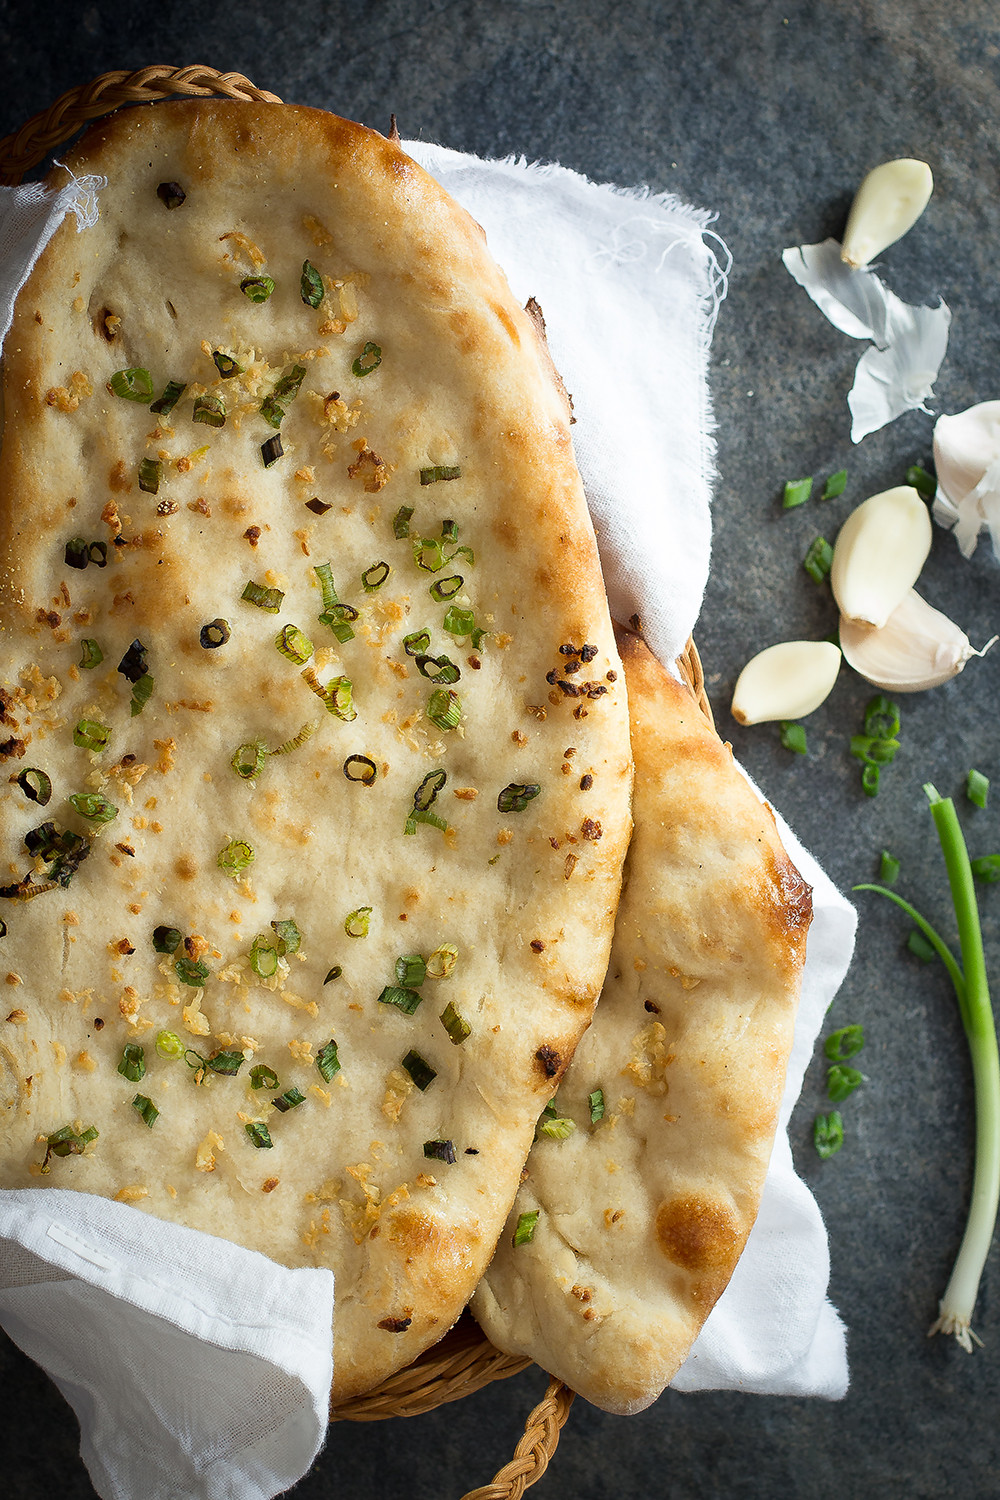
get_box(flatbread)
[0,102,632,1402]
[471,626,811,1413]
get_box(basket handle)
[459,1378,575,1500]
[0,65,282,185]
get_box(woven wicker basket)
[0,67,715,1498]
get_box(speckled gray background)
[2,2,1000,1496]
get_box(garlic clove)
[839,589,996,692]
[933,400,1000,558]
[731,640,841,725]
[841,158,934,270]
[830,485,931,629]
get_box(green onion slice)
[378,984,422,1015]
[40,1123,99,1172]
[782,475,813,509]
[780,722,807,755]
[64,537,88,569]
[344,755,378,784]
[314,563,357,643]
[971,855,1000,884]
[317,1038,341,1081]
[827,1063,864,1102]
[155,1029,184,1060]
[69,792,118,824]
[232,740,269,780]
[275,623,313,664]
[907,928,938,963]
[402,630,431,656]
[825,1024,864,1061]
[150,379,186,416]
[589,1088,605,1124]
[803,536,833,584]
[271,919,302,955]
[345,906,372,938]
[967,769,990,810]
[396,954,427,988]
[850,735,899,765]
[218,839,255,877]
[261,435,284,468]
[175,956,210,987]
[442,605,476,638]
[138,458,162,495]
[427,689,461,731]
[109,367,154,402]
[87,540,108,567]
[420,465,462,485]
[416,654,460,684]
[251,1064,280,1090]
[429,575,463,602]
[414,770,447,811]
[270,722,316,757]
[821,469,848,500]
[864,695,900,740]
[245,1122,273,1149]
[393,505,414,538]
[73,719,111,752]
[153,926,182,954]
[497,783,540,813]
[513,1209,539,1245]
[272,1087,306,1112]
[117,1043,146,1083]
[117,640,149,683]
[324,966,342,984]
[880,850,901,885]
[301,260,324,308]
[423,1139,457,1164]
[401,1049,437,1091]
[206,1050,244,1076]
[241,275,275,303]
[132,1094,159,1128]
[813,1111,844,1159]
[905,464,936,501]
[130,674,154,718]
[413,538,446,572]
[403,808,449,836]
[242,580,285,612]
[426,944,458,980]
[440,519,458,543]
[17,769,51,806]
[250,937,279,978]
[440,1002,471,1045]
[200,618,230,648]
[192,393,226,428]
[861,763,880,798]
[302,669,358,721]
[539,1116,576,1140]
[362,561,390,592]
[212,349,242,378]
[352,341,382,377]
[79,638,104,669]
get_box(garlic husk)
[841,159,933,270]
[933,400,1000,558]
[830,485,931,628]
[839,588,995,692]
[731,641,841,726]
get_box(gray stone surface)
[2,1,1000,1495]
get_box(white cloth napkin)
[0,138,850,1500]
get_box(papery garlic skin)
[839,588,992,692]
[933,401,1000,558]
[841,159,934,270]
[831,485,931,629]
[731,641,841,725]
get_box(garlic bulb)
[830,485,931,628]
[932,400,1000,559]
[731,641,841,725]
[839,589,995,692]
[841,159,934,270]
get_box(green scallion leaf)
[250,937,279,978]
[132,1093,159,1128]
[117,1043,146,1083]
[232,740,269,780]
[251,1064,280,1090]
[780,721,807,755]
[378,984,423,1015]
[17,768,51,806]
[345,906,372,938]
[803,535,833,584]
[79,639,104,669]
[245,1122,273,1149]
[130,673,154,718]
[864,695,900,740]
[396,954,427,987]
[821,469,848,500]
[149,379,186,416]
[538,1116,576,1140]
[242,580,285,613]
[40,1123,98,1172]
[971,855,1000,884]
[69,792,118,824]
[401,1049,437,1091]
[302,669,357,721]
[192,393,226,428]
[362,561,390,592]
[861,763,880,798]
[813,1111,844,1159]
[153,926,182,954]
[271,919,301,955]
[423,1139,457,1164]
[967,769,990,810]
[207,1050,244,1076]
[402,630,432,656]
[497,783,540,813]
[879,851,901,885]
[275,623,313,665]
[301,260,324,309]
[241,275,275,303]
[343,755,378,785]
[850,735,900,765]
[420,465,462,485]
[317,1038,341,1081]
[352,341,382,377]
[73,719,111,752]
[272,1087,306,1112]
[427,688,462,731]
[429,575,463,602]
[440,1001,471,1044]
[393,505,414,539]
[314,563,357,643]
[138,458,162,495]
[175,956,210,987]
[416,653,461,684]
[905,464,936,501]
[413,537,446,573]
[155,1030,184,1060]
[589,1088,605,1124]
[442,605,476,638]
[109,367,154,402]
[513,1209,540,1245]
[783,476,813,509]
[218,839,255,878]
[827,1063,864,1103]
[908,928,938,963]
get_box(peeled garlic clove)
[932,400,1000,558]
[841,158,933,270]
[839,589,995,692]
[731,640,841,725]
[830,485,931,629]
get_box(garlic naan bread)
[472,626,810,1413]
[0,102,632,1402]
